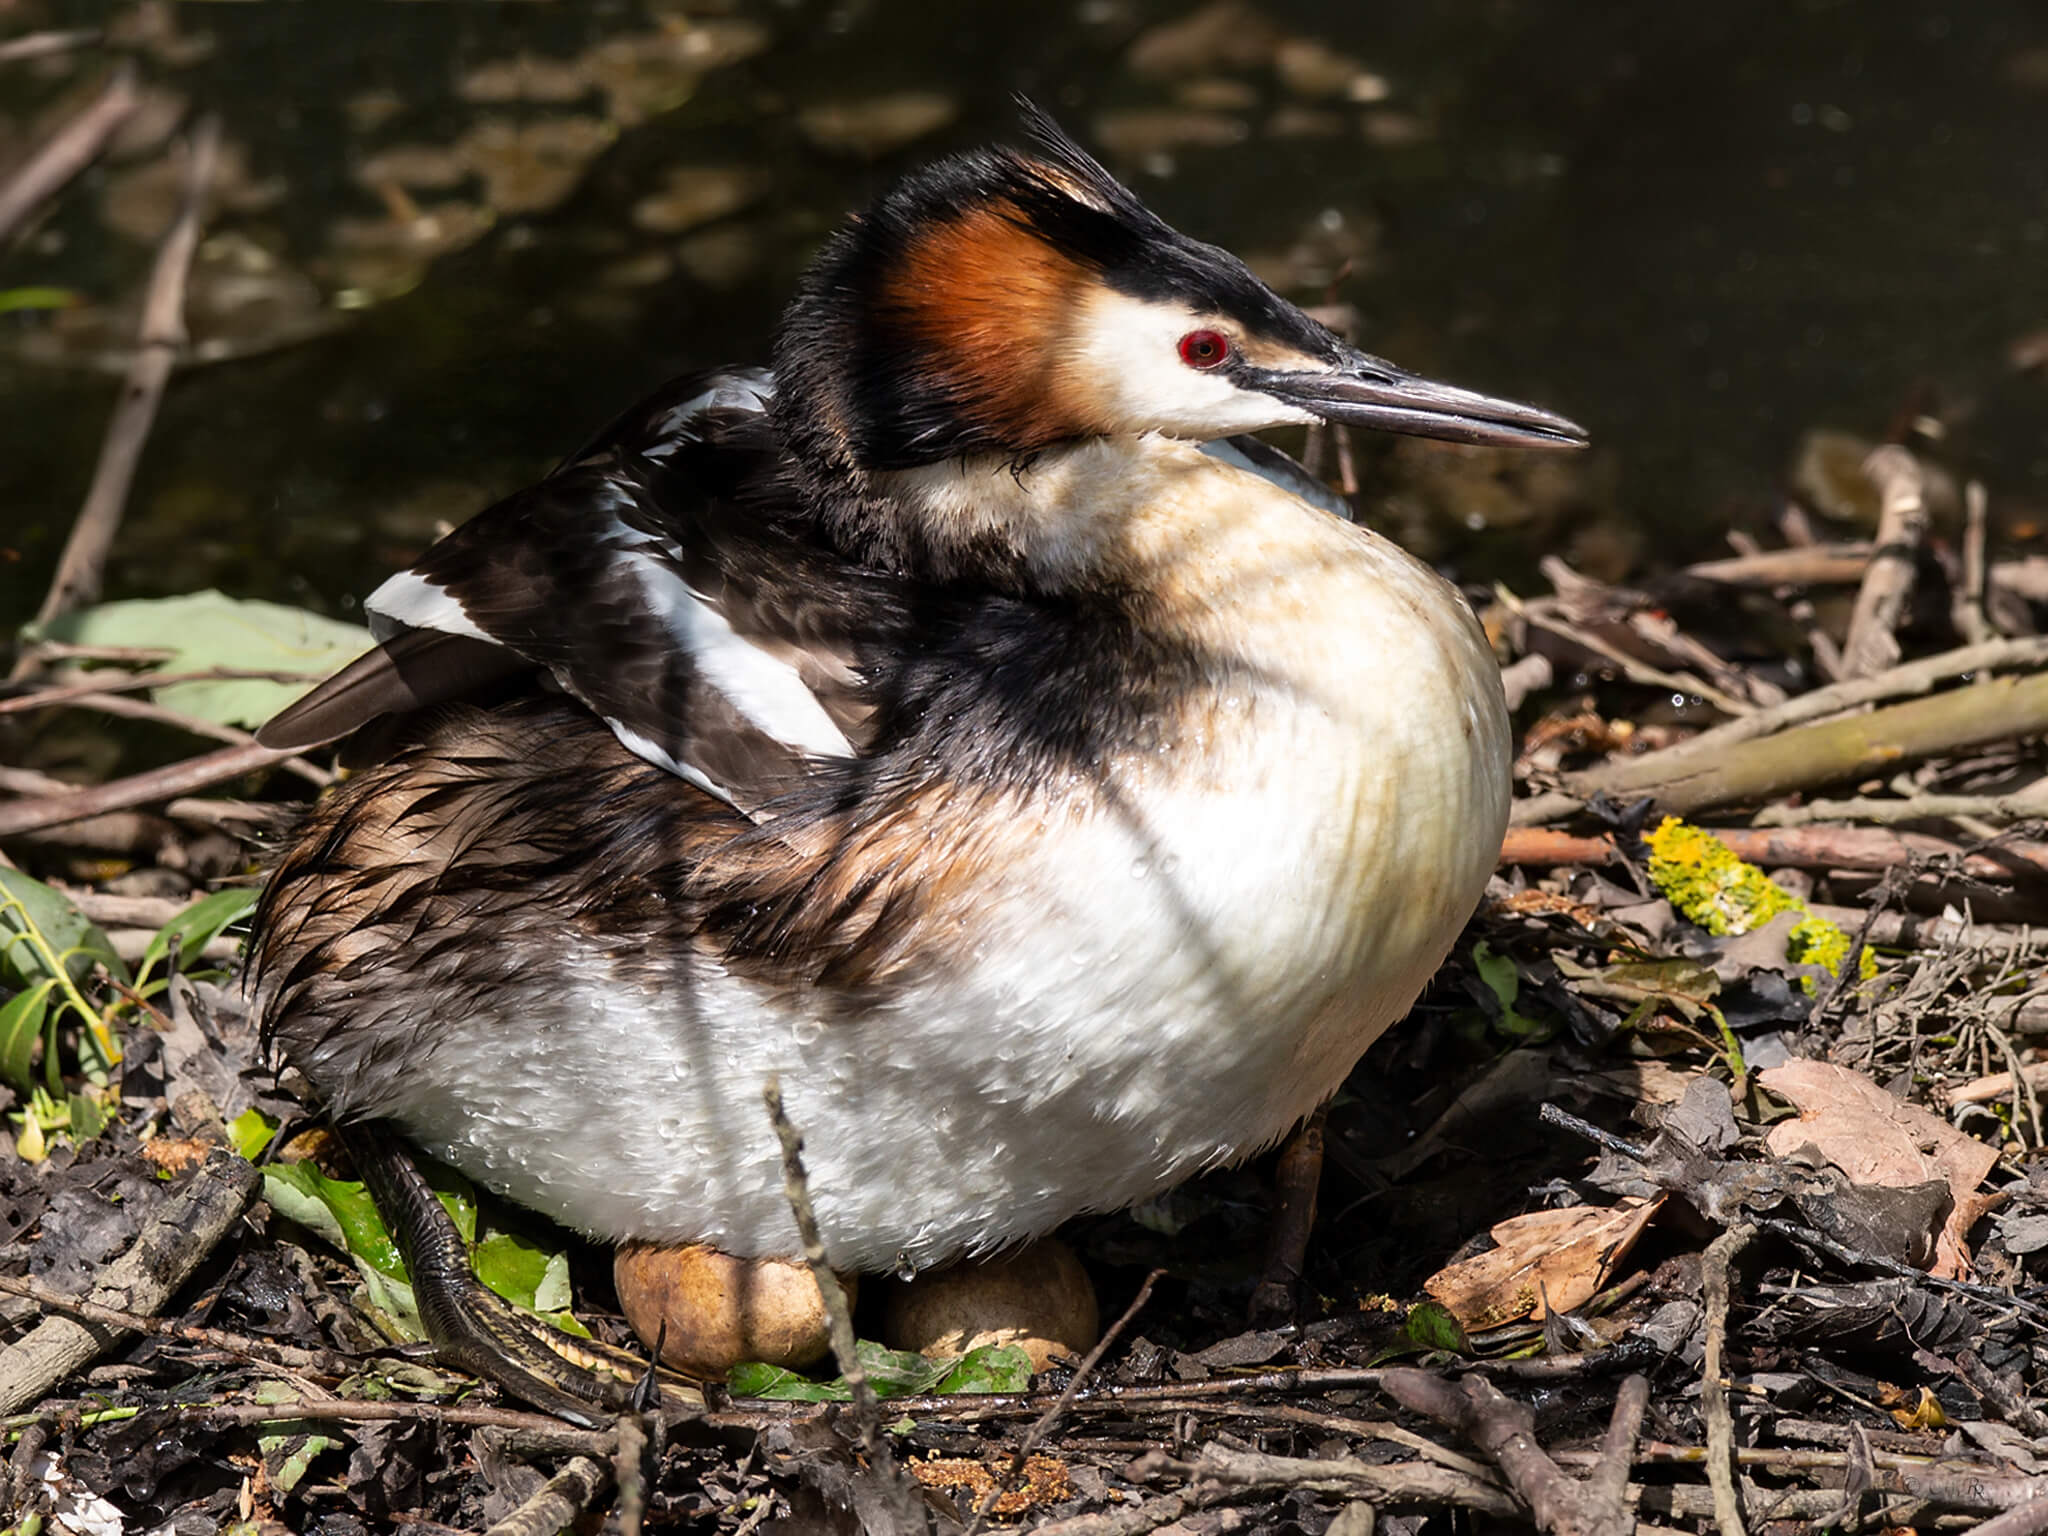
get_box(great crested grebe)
[252,105,1584,1419]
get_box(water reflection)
[0,0,2043,624]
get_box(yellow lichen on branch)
[1643,816,1876,990]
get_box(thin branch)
[29,113,219,633]
[1958,1496,2048,1536]
[0,30,101,64]
[0,62,138,243]
[1680,542,1874,588]
[1701,1224,1755,1536]
[0,741,301,839]
[482,1455,610,1536]
[1956,480,1996,644]
[0,1272,353,1377]
[1753,790,2048,828]
[1380,1370,1632,1536]
[0,666,329,716]
[1841,446,1931,677]
[761,1077,876,1454]
[1515,634,2048,825]
[968,1269,1164,1534]
[37,689,331,785]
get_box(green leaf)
[0,868,129,991]
[931,1343,1033,1394]
[33,590,373,729]
[229,1107,278,1160]
[1405,1301,1468,1354]
[258,1429,343,1494]
[0,286,79,313]
[729,1339,1032,1401]
[263,1163,407,1279]
[473,1231,552,1309]
[137,887,259,984]
[859,1341,962,1397]
[1471,941,1546,1039]
[64,1090,108,1140]
[262,1159,476,1279]
[0,980,54,1094]
[727,1360,843,1401]
[230,1114,278,1163]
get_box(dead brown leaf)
[1423,1196,1662,1329]
[1760,1059,1999,1280]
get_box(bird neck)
[775,427,1176,597]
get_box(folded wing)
[259,369,892,815]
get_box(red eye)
[1178,329,1231,370]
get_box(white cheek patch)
[1064,289,1319,439]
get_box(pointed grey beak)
[1252,351,1588,450]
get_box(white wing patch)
[358,367,847,799]
[601,717,731,803]
[620,550,853,761]
[364,568,490,645]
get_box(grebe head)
[774,100,1587,477]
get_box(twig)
[613,1411,650,1536]
[1948,1061,2048,1107]
[1028,1487,1250,1536]
[1131,1442,1521,1518]
[1521,602,1753,717]
[761,1077,876,1454]
[31,689,331,785]
[1589,1374,1649,1519]
[482,1455,610,1536]
[1800,904,2044,957]
[29,113,219,633]
[0,1149,259,1414]
[163,1396,622,1450]
[1753,791,2048,828]
[1680,543,1874,588]
[0,63,137,243]
[167,796,295,831]
[20,642,175,666]
[1840,446,1931,677]
[0,667,330,716]
[0,30,101,64]
[1516,635,2048,824]
[1538,1103,1650,1162]
[1196,1402,1501,1484]
[1958,1495,2048,1536]
[1701,1223,1755,1536]
[1500,652,1554,713]
[1563,669,2048,817]
[1503,821,2048,885]
[1380,1369,1632,1536]
[0,741,302,838]
[0,1274,342,1375]
[1957,481,1996,644]
[52,888,185,928]
[969,1268,1164,1534]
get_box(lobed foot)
[339,1124,703,1427]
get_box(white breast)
[379,447,1510,1272]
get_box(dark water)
[1,0,2043,625]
